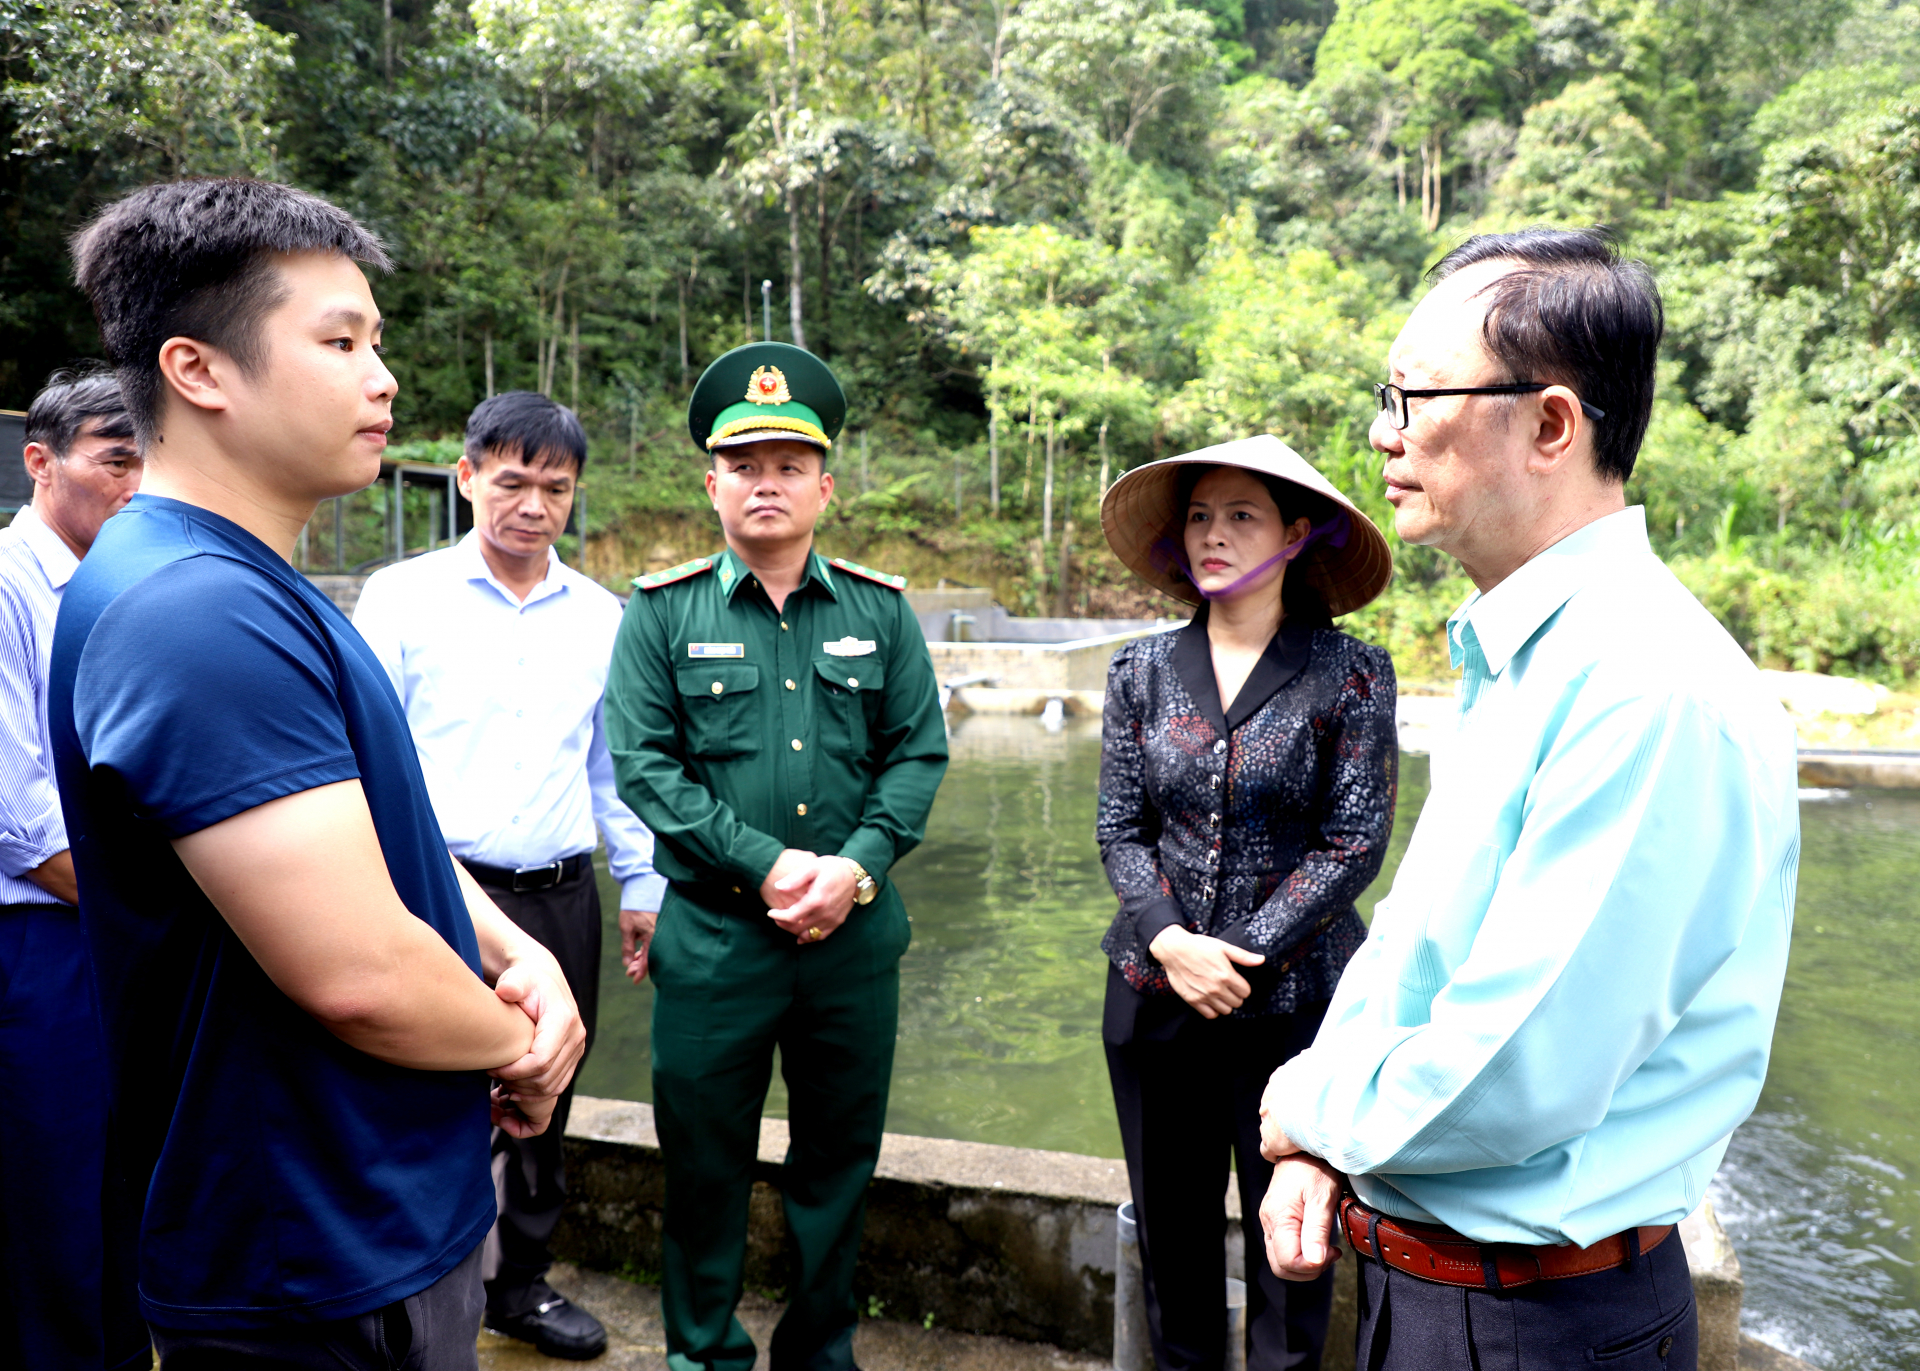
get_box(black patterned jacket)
[1097,611,1398,1024]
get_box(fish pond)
[582,714,1920,1371]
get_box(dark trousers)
[0,902,148,1371]
[468,861,602,1318]
[150,1240,485,1370]
[1106,990,1333,1371]
[1354,1224,1697,1370]
[650,883,908,1371]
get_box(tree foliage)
[8,0,1920,675]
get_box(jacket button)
[1657,1335,1673,1359]
[785,679,796,689]
[1210,774,1220,789]
[1213,739,1226,755]
[848,677,859,687]
[796,803,808,816]
[711,681,724,694]
[792,739,804,751]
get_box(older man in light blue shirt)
[1258,230,1799,1371]
[353,391,662,1361]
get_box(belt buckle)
[511,860,563,893]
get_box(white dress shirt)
[1268,507,1801,1246]
[353,532,665,910]
[0,504,78,906]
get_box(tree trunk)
[787,191,807,350]
[816,182,832,358]
[1054,520,1072,616]
[484,330,495,399]
[1422,132,1444,233]
[1098,419,1110,497]
[569,310,580,410]
[1042,416,1056,546]
[989,413,1000,515]
[679,276,690,388]
[1023,392,1036,502]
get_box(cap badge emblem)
[746,366,791,405]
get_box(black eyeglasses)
[1373,382,1605,431]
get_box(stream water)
[580,713,1919,1370]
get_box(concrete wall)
[556,1097,1750,1369]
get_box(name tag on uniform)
[823,637,876,657]
[688,643,745,658]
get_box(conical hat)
[1100,435,1393,616]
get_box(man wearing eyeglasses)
[1255,228,1800,1370]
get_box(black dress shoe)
[486,1294,609,1360]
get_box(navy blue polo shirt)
[49,495,495,1328]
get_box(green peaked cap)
[687,342,847,454]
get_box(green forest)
[6,0,1920,680]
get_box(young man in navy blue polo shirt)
[54,179,587,1369]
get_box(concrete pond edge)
[556,1098,1814,1371]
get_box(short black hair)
[1175,463,1334,627]
[1430,228,1663,483]
[464,391,587,472]
[70,178,392,447]
[25,364,135,457]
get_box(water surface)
[581,713,1918,1369]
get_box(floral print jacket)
[1097,610,1398,1022]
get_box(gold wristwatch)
[845,859,877,905]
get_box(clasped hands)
[1255,1073,1344,1283]
[761,848,859,944]
[488,946,586,1139]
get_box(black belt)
[460,852,592,893]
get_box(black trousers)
[1106,983,1333,1371]
[469,860,602,1318]
[150,1240,485,1370]
[0,902,148,1371]
[1353,1223,1697,1370]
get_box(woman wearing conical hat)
[1095,434,1398,1371]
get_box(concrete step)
[476,1263,1106,1370]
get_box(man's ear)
[704,464,719,509]
[819,466,834,509]
[455,454,477,502]
[22,442,56,490]
[156,335,236,416]
[1526,387,1586,477]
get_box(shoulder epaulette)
[828,556,907,591]
[632,556,715,591]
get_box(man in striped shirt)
[0,366,145,1370]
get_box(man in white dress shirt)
[0,366,146,1371]
[354,391,664,1361]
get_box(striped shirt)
[0,504,79,906]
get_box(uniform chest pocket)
[813,657,886,758]
[676,663,762,758]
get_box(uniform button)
[796,803,808,816]
[1213,739,1226,755]
[511,816,521,824]
[781,621,789,631]
[785,679,796,690]
[711,681,724,694]
[1210,812,1221,825]
[847,677,859,688]
[1657,1335,1673,1359]
[1209,774,1220,789]
[732,885,742,894]
[791,739,803,751]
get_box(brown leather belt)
[1340,1194,1674,1291]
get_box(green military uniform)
[604,343,948,1371]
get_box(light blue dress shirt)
[1268,507,1801,1247]
[0,505,77,906]
[353,533,666,911]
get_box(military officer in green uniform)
[604,342,948,1371]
